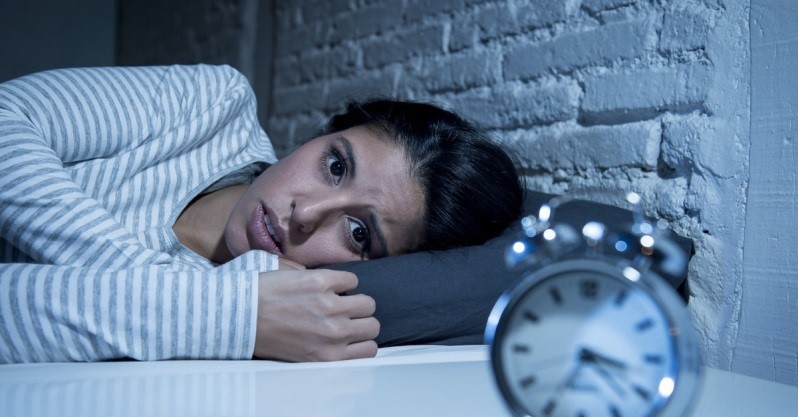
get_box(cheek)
[285,229,360,267]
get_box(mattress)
[1,345,796,417]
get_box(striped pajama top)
[0,64,279,363]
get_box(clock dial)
[496,270,675,417]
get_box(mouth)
[247,204,283,256]
[263,211,281,244]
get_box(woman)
[0,65,522,363]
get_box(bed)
[2,344,797,417]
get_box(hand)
[253,269,380,362]
[278,257,306,270]
[579,348,628,397]
[580,348,627,370]
[588,361,627,397]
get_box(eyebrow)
[338,135,388,258]
[369,211,389,258]
[338,135,356,178]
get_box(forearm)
[0,260,266,364]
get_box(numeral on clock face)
[632,385,651,401]
[643,354,664,364]
[549,287,563,305]
[513,344,531,354]
[543,399,557,416]
[519,375,536,389]
[523,310,539,323]
[579,279,599,299]
[614,289,629,306]
[635,318,654,332]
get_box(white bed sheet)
[1,344,797,417]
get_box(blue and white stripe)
[0,65,278,363]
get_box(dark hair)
[323,99,524,251]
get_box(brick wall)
[269,0,751,374]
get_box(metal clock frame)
[484,191,703,417]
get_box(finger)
[316,270,358,294]
[345,316,380,342]
[337,293,376,318]
[341,340,378,360]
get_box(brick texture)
[517,121,661,171]
[581,64,711,124]
[504,17,656,80]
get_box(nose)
[291,191,351,234]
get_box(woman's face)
[225,126,425,268]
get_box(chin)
[223,228,246,259]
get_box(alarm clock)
[485,191,702,417]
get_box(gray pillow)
[327,192,693,346]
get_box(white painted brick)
[504,17,656,80]
[449,0,578,51]
[275,3,300,31]
[404,49,502,92]
[327,2,405,44]
[275,22,331,56]
[405,0,483,21]
[661,7,713,52]
[268,113,328,155]
[685,173,739,235]
[300,0,352,23]
[449,13,478,51]
[654,177,689,219]
[664,114,746,179]
[325,69,400,109]
[272,83,327,115]
[516,121,661,170]
[362,25,445,69]
[581,64,711,124]
[582,0,638,13]
[660,115,695,174]
[276,46,359,86]
[274,57,303,86]
[449,81,581,129]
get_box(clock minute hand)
[589,360,627,398]
[578,348,632,399]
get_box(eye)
[326,151,345,183]
[346,217,371,256]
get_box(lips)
[247,204,283,256]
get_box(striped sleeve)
[0,65,257,268]
[0,253,275,363]
[0,66,275,363]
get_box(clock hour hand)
[579,348,627,370]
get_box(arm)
[0,65,262,267]
[0,65,267,363]
[0,258,264,363]
[0,261,380,364]
[0,66,377,363]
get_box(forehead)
[339,126,425,255]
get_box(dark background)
[0,0,116,83]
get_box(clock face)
[495,269,676,417]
